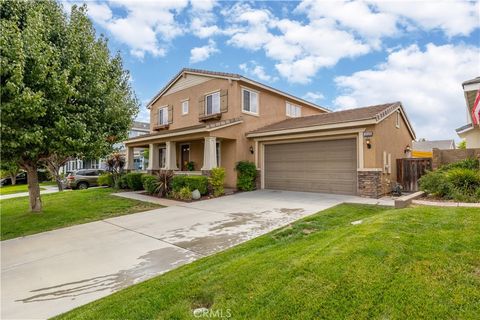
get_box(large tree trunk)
[10,174,16,185]
[25,164,42,213]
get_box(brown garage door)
[264,139,357,195]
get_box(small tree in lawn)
[0,161,21,185]
[105,153,125,189]
[0,1,138,212]
[43,154,71,191]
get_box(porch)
[125,136,237,187]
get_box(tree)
[1,1,138,212]
[105,153,125,189]
[43,154,70,191]
[0,161,21,185]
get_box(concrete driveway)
[1,190,392,319]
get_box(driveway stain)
[17,247,198,303]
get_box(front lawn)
[0,188,161,240]
[56,204,480,320]
[0,181,55,195]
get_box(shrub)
[209,167,225,197]
[97,173,114,187]
[142,175,158,195]
[419,159,480,202]
[178,186,193,201]
[446,168,480,194]
[172,175,208,195]
[235,161,257,191]
[440,158,479,171]
[125,172,144,191]
[118,174,129,189]
[419,170,452,198]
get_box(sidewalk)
[412,199,480,207]
[0,185,68,200]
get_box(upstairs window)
[396,110,400,128]
[158,106,168,125]
[182,100,189,115]
[242,88,258,114]
[205,92,220,115]
[286,102,301,117]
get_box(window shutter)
[198,96,205,118]
[168,105,173,124]
[220,89,228,113]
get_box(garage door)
[264,139,357,195]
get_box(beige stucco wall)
[146,75,326,187]
[367,111,415,191]
[459,127,480,148]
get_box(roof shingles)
[248,102,400,134]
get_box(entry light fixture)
[366,139,372,149]
[249,146,254,154]
[404,145,411,154]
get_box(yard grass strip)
[55,204,480,320]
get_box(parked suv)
[66,169,105,190]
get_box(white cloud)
[370,0,480,37]
[85,0,189,58]
[334,43,480,139]
[189,0,220,38]
[303,91,325,103]
[239,61,278,82]
[190,39,219,63]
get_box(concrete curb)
[394,191,425,209]
[412,199,480,208]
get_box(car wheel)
[78,182,89,190]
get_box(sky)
[62,0,480,141]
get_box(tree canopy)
[0,0,139,211]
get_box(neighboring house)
[61,121,150,174]
[456,77,480,147]
[124,68,415,198]
[411,139,455,158]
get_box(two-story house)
[456,77,480,148]
[125,68,415,198]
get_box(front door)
[181,144,190,170]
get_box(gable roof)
[412,140,455,151]
[147,68,330,112]
[247,102,416,139]
[462,77,480,87]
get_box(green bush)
[209,167,225,197]
[440,158,479,171]
[142,175,158,195]
[446,168,480,194]
[419,170,452,198]
[97,173,114,187]
[172,175,208,195]
[419,159,480,202]
[118,174,129,189]
[235,161,257,191]
[125,172,144,191]
[178,186,192,201]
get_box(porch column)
[125,146,134,170]
[201,136,217,170]
[165,141,178,170]
[147,143,159,170]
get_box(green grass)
[55,204,480,320]
[0,181,56,195]
[0,188,160,240]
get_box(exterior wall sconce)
[404,145,411,154]
[249,146,254,154]
[366,139,372,149]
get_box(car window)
[84,170,97,176]
[76,170,87,176]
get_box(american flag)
[472,89,480,125]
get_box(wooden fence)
[397,158,432,192]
